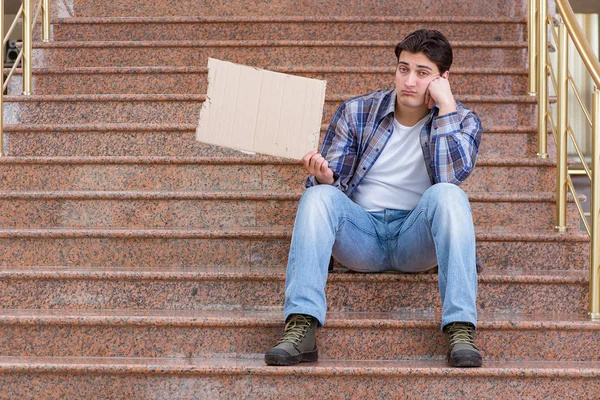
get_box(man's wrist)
[437,100,457,116]
[315,175,335,185]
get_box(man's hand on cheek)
[425,76,457,115]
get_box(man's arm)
[429,109,482,185]
[305,102,358,191]
[425,76,483,185]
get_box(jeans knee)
[300,185,340,205]
[423,183,469,209]
[298,185,343,218]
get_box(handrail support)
[22,0,32,95]
[555,20,568,232]
[536,0,549,159]
[590,89,600,319]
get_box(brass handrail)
[555,0,600,86]
[530,0,600,318]
[0,0,51,157]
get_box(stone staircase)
[1,0,599,398]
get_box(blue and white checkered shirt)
[306,89,483,197]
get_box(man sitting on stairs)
[265,29,484,368]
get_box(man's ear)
[442,71,450,79]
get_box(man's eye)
[399,68,408,73]
[419,72,429,76]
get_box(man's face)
[394,51,447,110]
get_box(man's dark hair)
[394,29,453,74]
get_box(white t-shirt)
[351,115,432,211]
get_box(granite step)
[46,16,526,42]
[0,156,556,193]
[6,66,529,97]
[4,124,554,159]
[2,94,538,128]
[69,0,527,18]
[0,310,596,361]
[0,357,598,399]
[0,191,580,231]
[0,266,588,313]
[30,40,527,69]
[0,228,588,270]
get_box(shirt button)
[362,167,366,170]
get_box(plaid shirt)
[306,89,483,197]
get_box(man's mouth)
[401,90,417,95]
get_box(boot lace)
[277,315,313,346]
[446,323,477,348]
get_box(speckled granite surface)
[2,93,537,127]
[30,41,528,69]
[0,228,589,269]
[49,16,526,42]
[70,0,527,18]
[0,310,597,360]
[0,191,580,231]
[5,124,554,158]
[0,267,588,313]
[0,156,555,192]
[7,66,529,96]
[0,357,599,399]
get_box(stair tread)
[2,93,536,103]
[0,227,588,240]
[0,308,595,328]
[9,66,528,74]
[52,15,528,24]
[0,265,587,282]
[0,155,556,166]
[32,39,527,48]
[0,190,575,202]
[0,356,598,376]
[2,123,538,133]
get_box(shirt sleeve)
[428,107,483,185]
[306,102,358,191]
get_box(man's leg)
[266,184,387,366]
[283,184,388,325]
[389,183,481,367]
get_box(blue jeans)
[283,183,478,329]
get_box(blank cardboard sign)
[196,58,327,160]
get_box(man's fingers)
[302,150,319,171]
[313,154,327,171]
[302,150,318,164]
[428,95,436,109]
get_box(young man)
[265,29,483,368]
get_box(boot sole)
[264,348,318,366]
[448,350,483,368]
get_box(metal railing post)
[528,0,538,95]
[591,89,600,319]
[22,0,32,95]
[555,20,568,232]
[42,0,51,42]
[537,0,549,158]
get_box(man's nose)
[405,72,417,87]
